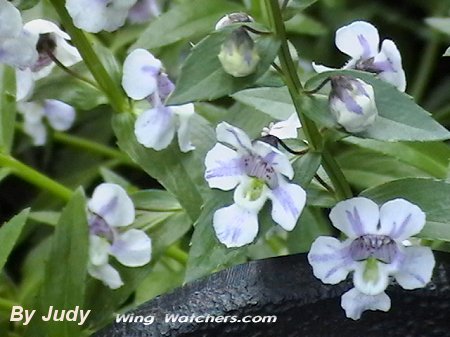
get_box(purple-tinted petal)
[394,246,435,290]
[335,21,380,60]
[213,203,259,248]
[110,229,152,267]
[88,262,124,289]
[308,236,354,284]
[341,288,391,320]
[134,106,175,150]
[373,40,406,91]
[204,143,243,191]
[268,177,306,231]
[329,197,380,238]
[252,141,294,179]
[216,122,252,153]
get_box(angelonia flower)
[16,19,82,101]
[17,100,76,146]
[0,0,38,68]
[128,0,160,24]
[218,27,260,78]
[122,48,195,152]
[204,122,306,248]
[308,197,435,320]
[261,113,302,140]
[66,0,138,33]
[87,183,152,289]
[313,21,406,91]
[328,76,378,133]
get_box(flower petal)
[110,229,152,267]
[44,99,76,131]
[213,203,259,248]
[89,235,110,266]
[88,263,124,289]
[335,21,380,59]
[88,183,135,227]
[24,120,47,146]
[341,288,391,320]
[0,0,22,38]
[54,37,82,68]
[16,68,35,101]
[128,0,161,24]
[204,143,243,191]
[268,177,306,231]
[263,114,301,139]
[24,19,71,39]
[353,260,390,295]
[122,48,162,100]
[308,236,354,284]
[379,198,425,241]
[0,31,38,68]
[373,39,406,91]
[134,106,175,150]
[329,197,380,238]
[251,141,294,179]
[394,246,435,290]
[216,122,252,152]
[172,103,195,153]
[312,62,336,73]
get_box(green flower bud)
[218,27,260,78]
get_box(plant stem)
[47,0,129,113]
[52,131,138,167]
[410,31,440,103]
[264,0,352,200]
[0,153,72,201]
[165,245,188,265]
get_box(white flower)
[329,76,378,133]
[128,0,160,24]
[66,0,138,33]
[313,21,406,91]
[16,19,82,101]
[18,99,76,146]
[87,183,152,289]
[0,0,38,69]
[261,114,301,139]
[205,122,306,248]
[308,197,435,319]
[134,103,196,153]
[122,49,195,153]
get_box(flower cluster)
[308,197,435,319]
[204,122,306,247]
[87,183,152,289]
[122,48,195,152]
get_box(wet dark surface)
[94,252,450,337]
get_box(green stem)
[52,131,138,167]
[265,0,352,200]
[165,245,188,265]
[410,31,440,103]
[0,154,73,201]
[47,0,129,113]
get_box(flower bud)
[329,76,378,133]
[215,12,253,30]
[218,27,260,77]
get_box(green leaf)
[131,0,242,50]
[16,0,40,10]
[343,138,450,179]
[426,17,450,35]
[285,14,326,36]
[291,151,322,187]
[185,190,246,282]
[168,29,281,105]
[0,65,16,153]
[40,189,88,337]
[29,211,60,226]
[291,0,319,10]
[361,178,450,242]
[232,86,295,120]
[112,113,204,221]
[0,209,29,271]
[305,70,450,141]
[99,167,137,193]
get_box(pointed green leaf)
[0,209,29,271]
[0,65,16,153]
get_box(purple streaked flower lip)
[308,197,435,320]
[205,122,306,247]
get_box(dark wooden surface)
[94,252,450,337]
